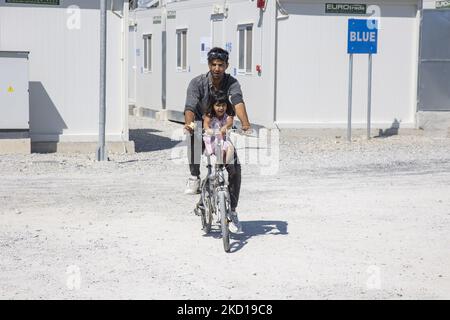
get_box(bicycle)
[194,128,246,253]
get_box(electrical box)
[0,51,30,130]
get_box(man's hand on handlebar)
[184,122,196,134]
[241,123,251,131]
[240,122,253,135]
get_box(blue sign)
[348,19,378,54]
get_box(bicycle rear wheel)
[219,191,230,252]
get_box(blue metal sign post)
[347,19,378,142]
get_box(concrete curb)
[0,139,31,154]
[31,141,135,154]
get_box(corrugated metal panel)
[418,10,450,111]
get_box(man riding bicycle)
[184,47,251,233]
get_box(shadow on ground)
[203,220,288,253]
[129,129,180,152]
[375,119,401,138]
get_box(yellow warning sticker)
[7,86,14,93]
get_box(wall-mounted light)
[257,0,266,9]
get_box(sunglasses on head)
[208,51,229,61]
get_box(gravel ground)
[0,115,449,299]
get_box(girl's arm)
[204,115,214,136]
[221,116,234,136]
[203,115,211,130]
[225,116,234,130]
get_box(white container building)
[0,0,134,153]
[129,0,450,130]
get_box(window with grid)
[143,34,152,72]
[238,24,253,73]
[176,29,187,71]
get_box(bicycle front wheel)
[201,180,213,234]
[219,191,230,253]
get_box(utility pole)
[97,0,107,161]
[161,0,167,111]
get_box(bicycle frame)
[203,135,230,223]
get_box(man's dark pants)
[188,130,241,210]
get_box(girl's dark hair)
[205,92,234,118]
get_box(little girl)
[203,95,235,165]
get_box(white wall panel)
[276,0,419,128]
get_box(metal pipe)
[367,54,372,140]
[416,0,424,113]
[273,0,280,124]
[347,53,353,143]
[122,1,130,144]
[161,0,167,110]
[97,0,107,161]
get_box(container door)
[418,10,450,111]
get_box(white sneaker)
[184,176,200,195]
[229,211,243,234]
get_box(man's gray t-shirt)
[184,72,244,121]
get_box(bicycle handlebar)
[202,128,253,137]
